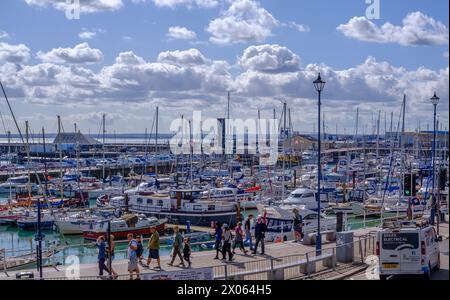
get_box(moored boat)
[82,214,167,240]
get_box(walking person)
[168,226,185,267]
[221,224,234,261]
[244,214,254,251]
[107,234,119,279]
[183,237,192,268]
[96,236,110,277]
[232,222,248,254]
[127,233,140,280]
[253,216,268,255]
[213,222,223,260]
[293,208,304,243]
[135,235,144,263]
[146,227,161,269]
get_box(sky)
[0,0,448,135]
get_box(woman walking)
[232,222,248,254]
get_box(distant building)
[386,131,449,149]
[283,134,333,153]
[53,132,101,151]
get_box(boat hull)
[82,222,166,240]
[131,210,238,228]
[17,221,55,229]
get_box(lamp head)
[430,92,440,106]
[313,73,326,93]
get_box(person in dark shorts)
[146,227,161,269]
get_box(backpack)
[136,242,144,257]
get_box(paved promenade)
[1,228,376,280]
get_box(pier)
[1,223,447,280]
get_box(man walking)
[168,226,185,267]
[146,227,161,269]
[96,236,110,277]
[253,216,267,255]
[127,233,140,280]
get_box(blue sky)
[0,0,448,134]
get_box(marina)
[0,0,448,286]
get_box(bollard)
[336,231,354,263]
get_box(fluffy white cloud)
[207,0,278,45]
[167,26,197,40]
[152,0,219,9]
[337,12,449,46]
[285,22,310,33]
[79,31,97,39]
[24,0,124,13]
[206,0,309,45]
[0,30,9,39]
[157,49,207,65]
[1,41,447,131]
[239,44,300,73]
[0,42,30,63]
[36,43,103,64]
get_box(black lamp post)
[313,73,326,255]
[430,92,440,230]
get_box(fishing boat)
[82,214,167,240]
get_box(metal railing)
[7,235,376,280]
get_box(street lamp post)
[430,92,440,232]
[313,73,326,255]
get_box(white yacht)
[279,188,329,210]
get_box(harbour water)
[0,194,387,268]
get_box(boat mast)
[155,106,159,179]
[399,95,406,208]
[376,110,381,163]
[355,107,359,139]
[282,101,287,201]
[0,81,25,142]
[102,113,106,183]
[25,121,32,202]
[7,130,11,155]
[189,119,193,186]
[363,125,367,205]
[57,115,63,200]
